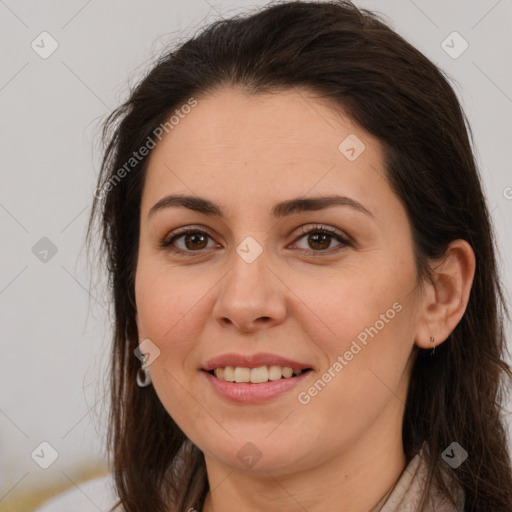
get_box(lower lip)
[202,370,312,404]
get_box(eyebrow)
[148,194,374,220]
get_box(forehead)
[141,88,391,217]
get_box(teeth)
[221,366,233,381]
[268,365,283,381]
[282,367,293,378]
[211,365,305,383]
[250,366,269,383]
[234,367,250,383]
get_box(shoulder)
[378,446,465,512]
[34,473,121,512]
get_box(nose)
[212,244,287,333]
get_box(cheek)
[135,259,211,342]
[293,262,417,408]
[296,258,415,352]
[134,259,228,414]
[292,288,415,449]
[134,264,214,434]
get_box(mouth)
[202,365,314,403]
[205,366,313,384]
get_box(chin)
[202,436,310,475]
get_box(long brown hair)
[87,1,512,510]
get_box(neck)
[201,423,406,512]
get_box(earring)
[136,353,152,387]
[430,336,436,355]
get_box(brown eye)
[306,232,332,251]
[181,232,208,250]
[160,224,350,257]
[291,225,350,253]
[161,229,216,253]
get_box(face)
[135,88,424,476]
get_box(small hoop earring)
[136,353,152,387]
[430,336,436,355]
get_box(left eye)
[291,225,350,253]
[161,225,350,255]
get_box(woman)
[36,1,512,511]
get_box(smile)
[209,365,312,384]
[202,367,313,403]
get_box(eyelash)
[160,224,351,256]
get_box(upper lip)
[203,352,313,371]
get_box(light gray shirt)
[34,448,465,512]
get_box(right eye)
[160,228,219,255]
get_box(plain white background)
[1,0,511,505]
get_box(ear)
[415,239,476,350]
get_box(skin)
[134,87,475,511]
